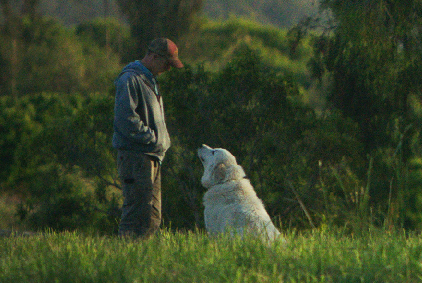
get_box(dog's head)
[198,144,246,188]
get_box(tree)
[1,93,120,233]
[116,0,203,59]
[315,0,422,155]
[76,17,131,61]
[21,0,40,20]
[308,0,422,227]
[0,0,22,97]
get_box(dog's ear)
[213,163,226,184]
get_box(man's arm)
[114,73,156,145]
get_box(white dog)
[198,144,281,241]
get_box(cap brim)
[169,59,184,69]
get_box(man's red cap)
[148,38,184,69]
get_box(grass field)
[1,228,421,282]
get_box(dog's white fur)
[198,144,281,241]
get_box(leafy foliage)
[0,16,122,96]
[307,0,422,228]
[115,0,203,58]
[203,0,320,28]
[0,93,120,233]
[179,17,313,87]
[313,0,422,153]
[2,5,422,233]
[75,17,132,62]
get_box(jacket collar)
[119,60,156,86]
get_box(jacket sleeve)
[113,72,157,145]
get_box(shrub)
[1,93,119,234]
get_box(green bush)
[1,93,119,234]
[0,16,122,96]
[75,17,132,63]
[179,17,313,87]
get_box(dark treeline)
[0,0,319,27]
[1,0,422,234]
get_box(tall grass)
[1,228,421,282]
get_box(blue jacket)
[112,61,171,161]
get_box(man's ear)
[213,163,226,183]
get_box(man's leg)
[117,150,162,237]
[149,160,161,234]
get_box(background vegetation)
[1,0,320,28]
[1,0,422,236]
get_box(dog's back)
[203,177,281,241]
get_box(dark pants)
[117,150,161,238]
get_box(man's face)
[154,54,171,76]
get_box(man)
[112,38,184,237]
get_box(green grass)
[1,228,421,282]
